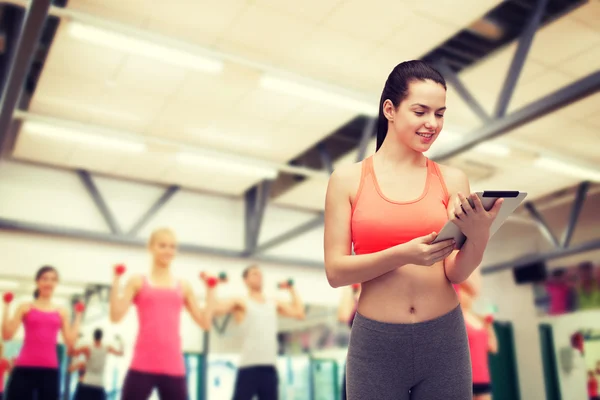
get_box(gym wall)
[0,160,342,356]
[0,160,335,301]
[482,190,600,400]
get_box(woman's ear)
[382,99,396,122]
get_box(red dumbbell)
[351,284,360,293]
[3,292,14,304]
[114,264,126,276]
[484,315,494,325]
[74,302,85,313]
[199,272,219,288]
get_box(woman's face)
[384,79,447,153]
[36,270,58,298]
[149,231,177,267]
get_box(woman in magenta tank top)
[110,228,216,400]
[458,284,498,399]
[2,265,82,400]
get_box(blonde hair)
[148,227,177,246]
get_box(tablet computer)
[432,191,528,250]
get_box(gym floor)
[0,1,599,400]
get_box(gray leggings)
[346,305,472,400]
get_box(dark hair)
[376,60,447,151]
[93,328,103,341]
[33,265,59,299]
[242,264,258,279]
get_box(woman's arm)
[110,275,142,323]
[60,307,82,350]
[440,166,503,286]
[2,303,29,341]
[337,287,356,323]
[324,165,456,288]
[182,280,214,330]
[487,320,499,354]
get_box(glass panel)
[206,354,239,400]
[312,359,338,400]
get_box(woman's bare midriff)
[357,260,459,324]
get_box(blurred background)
[0,0,598,399]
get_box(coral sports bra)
[351,156,450,256]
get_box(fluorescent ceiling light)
[472,142,511,157]
[24,121,146,153]
[177,152,279,180]
[67,22,223,73]
[259,75,377,116]
[0,280,19,289]
[534,157,600,182]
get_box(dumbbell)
[199,272,220,288]
[277,279,294,289]
[3,292,14,304]
[114,264,126,276]
[484,314,494,325]
[74,302,85,313]
[351,284,360,293]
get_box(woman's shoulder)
[328,161,364,196]
[436,162,469,192]
[331,160,363,181]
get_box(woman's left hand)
[450,192,503,239]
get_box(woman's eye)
[436,114,444,118]
[414,112,424,116]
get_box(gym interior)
[0,0,599,399]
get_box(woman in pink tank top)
[2,265,82,400]
[458,284,498,400]
[110,228,216,400]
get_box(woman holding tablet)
[324,60,504,399]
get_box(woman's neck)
[150,263,172,283]
[35,295,52,305]
[377,135,425,168]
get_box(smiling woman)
[324,60,503,400]
[2,265,83,400]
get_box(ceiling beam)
[432,70,600,162]
[0,217,325,269]
[0,0,50,157]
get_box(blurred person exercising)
[2,266,82,399]
[110,228,216,400]
[457,284,498,399]
[214,264,306,400]
[71,328,124,400]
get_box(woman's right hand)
[399,232,455,266]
